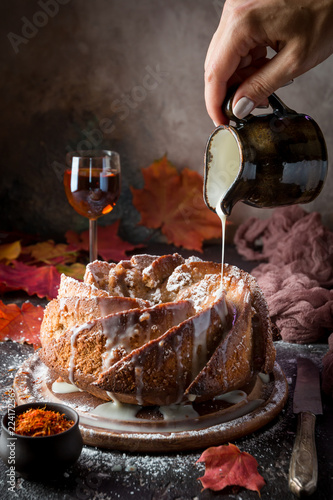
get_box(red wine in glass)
[64,151,121,262]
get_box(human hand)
[204,0,333,125]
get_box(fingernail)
[256,104,269,109]
[233,97,254,119]
[213,121,218,127]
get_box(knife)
[288,357,323,497]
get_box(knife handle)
[289,411,318,497]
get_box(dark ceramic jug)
[204,88,328,216]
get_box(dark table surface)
[0,244,332,500]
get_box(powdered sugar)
[166,271,193,293]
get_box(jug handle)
[222,85,296,122]
[268,92,296,116]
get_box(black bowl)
[0,402,83,479]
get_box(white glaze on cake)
[52,379,81,394]
[91,400,141,421]
[69,322,92,385]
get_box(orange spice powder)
[15,407,74,437]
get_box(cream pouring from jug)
[205,127,241,280]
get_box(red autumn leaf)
[0,261,60,300]
[0,300,44,349]
[197,443,265,494]
[65,220,139,262]
[130,156,221,252]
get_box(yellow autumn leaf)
[0,241,21,262]
[56,262,86,280]
[23,240,77,265]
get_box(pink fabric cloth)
[252,265,333,344]
[234,206,333,395]
[235,206,333,287]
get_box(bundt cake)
[39,253,276,406]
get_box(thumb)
[232,48,296,119]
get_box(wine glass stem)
[89,219,98,262]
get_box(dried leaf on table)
[130,156,221,252]
[23,240,78,266]
[197,443,265,494]
[0,300,43,349]
[65,220,138,262]
[56,262,86,280]
[0,261,60,300]
[0,241,22,262]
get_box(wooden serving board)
[14,354,288,452]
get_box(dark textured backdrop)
[1,0,332,243]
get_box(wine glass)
[64,150,121,262]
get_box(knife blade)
[288,357,323,497]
